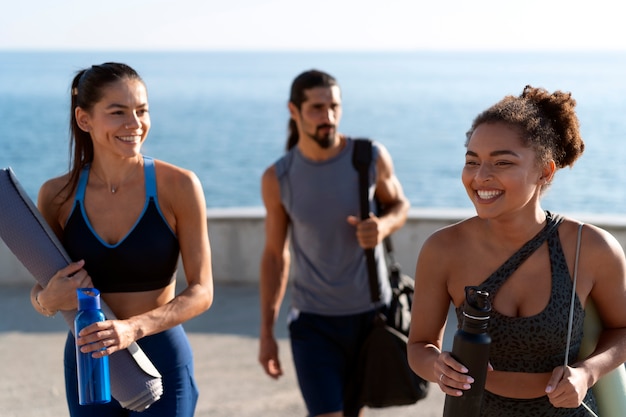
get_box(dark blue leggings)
[64,325,198,417]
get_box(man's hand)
[347,213,383,249]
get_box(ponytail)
[286,119,299,151]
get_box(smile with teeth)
[117,135,141,143]
[476,189,502,200]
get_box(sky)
[1,0,625,51]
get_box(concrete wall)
[2,208,626,286]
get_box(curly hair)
[465,85,584,169]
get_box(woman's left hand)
[76,319,138,357]
[545,365,589,408]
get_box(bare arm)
[258,165,291,379]
[407,231,456,387]
[128,167,213,332]
[127,167,214,336]
[546,224,626,408]
[374,142,410,235]
[348,142,409,248]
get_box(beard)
[308,124,336,149]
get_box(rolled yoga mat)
[0,167,163,411]
[580,300,626,417]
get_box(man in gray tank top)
[258,69,409,417]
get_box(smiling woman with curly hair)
[408,85,626,416]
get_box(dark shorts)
[64,325,198,417]
[289,309,376,417]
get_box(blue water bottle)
[74,288,111,405]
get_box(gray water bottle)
[74,288,111,405]
[443,286,491,417]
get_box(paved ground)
[0,283,452,417]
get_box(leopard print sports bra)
[455,211,584,373]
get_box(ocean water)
[2,51,626,215]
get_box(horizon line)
[2,47,626,54]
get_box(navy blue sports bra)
[63,156,180,293]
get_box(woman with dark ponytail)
[408,86,626,416]
[29,62,213,416]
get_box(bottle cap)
[77,288,101,310]
[463,286,491,320]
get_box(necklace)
[91,164,140,195]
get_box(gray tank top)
[275,138,391,315]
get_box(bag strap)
[352,138,373,220]
[564,223,598,417]
[565,222,584,365]
[352,138,382,302]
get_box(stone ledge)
[2,208,625,286]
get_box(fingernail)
[545,385,553,393]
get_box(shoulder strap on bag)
[352,138,373,221]
[565,222,584,366]
[352,138,381,302]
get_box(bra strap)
[73,157,155,202]
[143,156,157,199]
[479,211,564,294]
